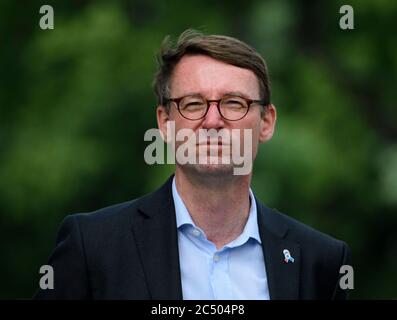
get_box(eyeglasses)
[164,94,267,121]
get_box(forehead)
[170,54,260,98]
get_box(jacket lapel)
[257,200,301,299]
[130,175,183,299]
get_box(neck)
[175,167,252,249]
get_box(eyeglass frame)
[164,94,268,121]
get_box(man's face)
[157,54,276,177]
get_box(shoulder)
[67,175,174,227]
[57,175,174,241]
[259,202,350,258]
[277,208,344,247]
[65,192,153,225]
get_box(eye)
[226,99,242,104]
[185,101,202,106]
[181,97,206,111]
[222,97,246,109]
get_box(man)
[34,29,351,300]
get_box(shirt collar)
[172,176,262,245]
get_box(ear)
[259,104,277,143]
[157,105,171,142]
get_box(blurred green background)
[0,0,396,299]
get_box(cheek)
[239,118,261,156]
[239,115,262,140]
[229,123,256,152]
[171,119,198,147]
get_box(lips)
[197,139,230,146]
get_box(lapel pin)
[283,249,295,263]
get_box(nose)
[201,102,225,130]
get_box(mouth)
[197,140,230,147]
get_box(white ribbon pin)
[283,249,295,263]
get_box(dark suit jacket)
[34,175,351,300]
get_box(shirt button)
[192,229,200,237]
[213,254,220,262]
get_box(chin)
[184,160,236,177]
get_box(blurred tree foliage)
[0,0,396,299]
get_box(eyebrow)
[224,91,251,99]
[175,91,253,99]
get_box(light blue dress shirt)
[172,177,270,300]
